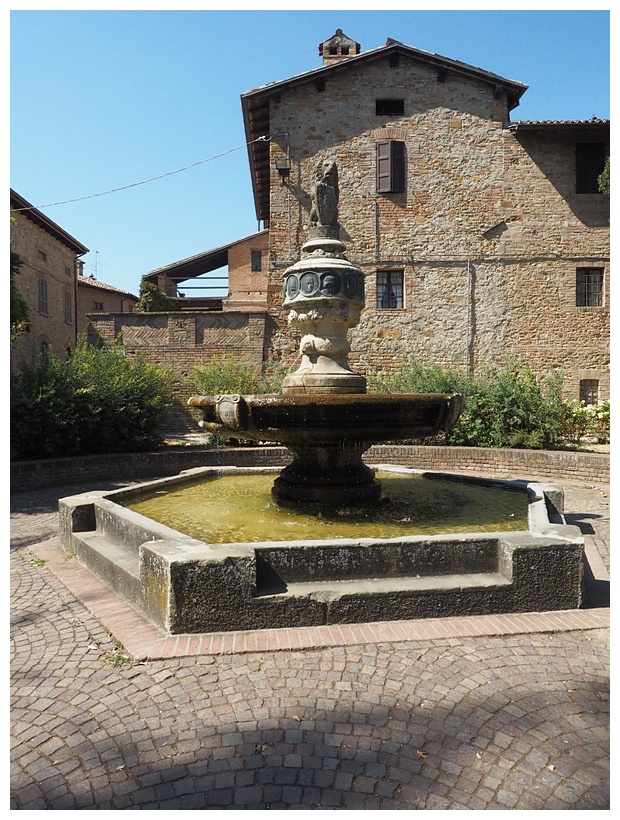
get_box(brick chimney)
[318,29,361,65]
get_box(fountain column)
[281,160,366,395]
[272,160,381,504]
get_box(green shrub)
[135,279,175,312]
[10,341,172,459]
[448,360,567,449]
[367,359,474,396]
[373,358,569,450]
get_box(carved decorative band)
[282,269,364,302]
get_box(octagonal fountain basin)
[59,465,585,635]
[188,392,463,505]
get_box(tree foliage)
[135,279,175,312]
[598,156,610,195]
[10,244,29,342]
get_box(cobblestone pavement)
[10,476,610,810]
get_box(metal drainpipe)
[466,259,473,374]
[283,132,291,259]
[74,253,86,348]
[374,197,380,261]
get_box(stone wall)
[262,56,609,400]
[11,446,609,492]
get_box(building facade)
[10,190,89,368]
[240,31,610,401]
[78,275,137,336]
[11,190,139,368]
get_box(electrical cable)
[10,135,271,213]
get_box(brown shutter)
[376,141,406,193]
[376,141,392,192]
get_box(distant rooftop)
[78,274,137,300]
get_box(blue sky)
[9,5,611,298]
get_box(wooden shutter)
[376,141,406,193]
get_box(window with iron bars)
[579,379,599,404]
[576,268,603,306]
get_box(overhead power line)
[10,135,271,214]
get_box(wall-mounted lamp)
[275,158,291,178]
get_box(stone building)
[10,190,138,368]
[240,30,609,401]
[86,31,609,403]
[77,275,137,336]
[10,189,89,367]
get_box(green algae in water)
[126,472,528,544]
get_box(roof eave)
[144,229,268,282]
[241,42,528,222]
[10,189,89,255]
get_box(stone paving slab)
[10,475,610,809]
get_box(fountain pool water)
[125,470,529,543]
[58,160,585,634]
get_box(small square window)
[376,99,404,116]
[93,301,104,311]
[65,266,72,277]
[377,271,404,309]
[579,379,599,404]
[38,249,47,262]
[576,268,603,307]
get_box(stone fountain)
[188,160,461,506]
[58,161,585,634]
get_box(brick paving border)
[31,534,609,662]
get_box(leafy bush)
[448,361,567,449]
[373,358,570,450]
[10,341,172,459]
[563,400,610,445]
[193,356,286,396]
[367,359,474,396]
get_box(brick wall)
[87,311,269,380]
[86,310,272,432]
[10,446,608,492]
[11,211,80,367]
[224,232,269,311]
